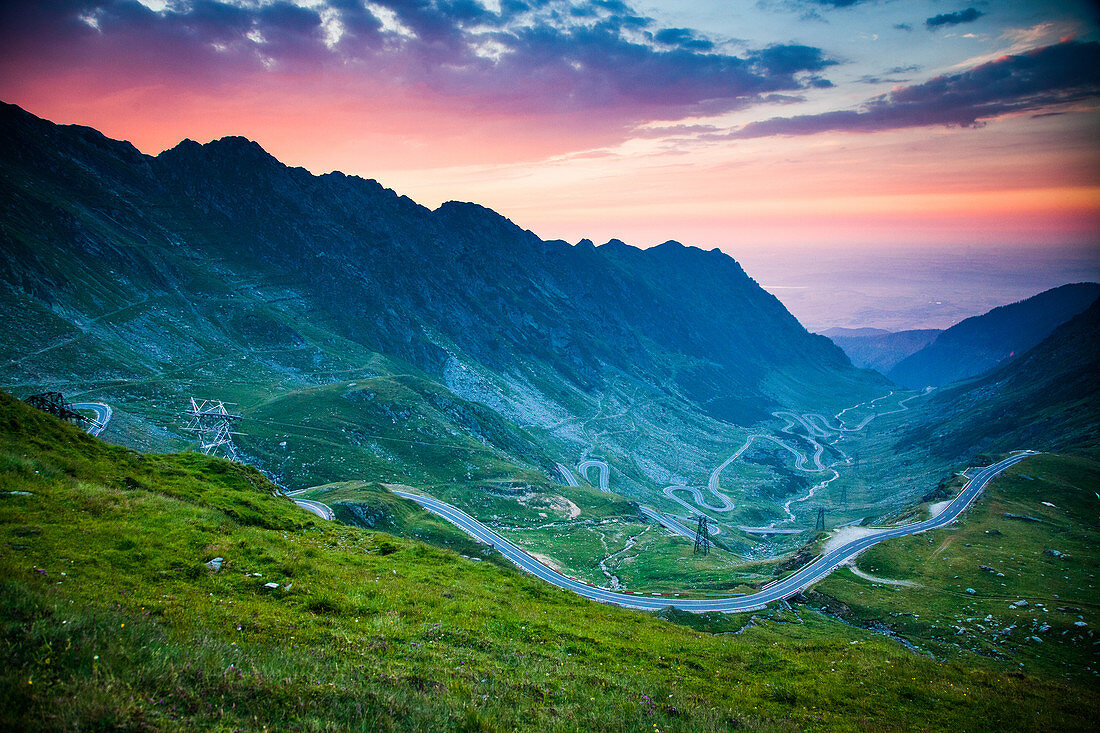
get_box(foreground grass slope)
[1,392,1096,731]
[812,453,1099,681]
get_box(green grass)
[2,392,1099,731]
[304,480,506,562]
[810,453,1099,682]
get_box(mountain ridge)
[887,282,1100,388]
[0,100,885,512]
[825,328,942,373]
[902,297,1100,459]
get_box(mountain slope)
[887,283,1100,388]
[824,327,941,373]
[0,100,888,546]
[902,298,1100,459]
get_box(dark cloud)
[858,64,922,84]
[730,40,1100,138]
[802,0,869,6]
[653,27,714,52]
[926,8,984,30]
[894,23,913,32]
[748,44,836,76]
[770,0,875,12]
[0,0,839,123]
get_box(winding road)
[74,399,1034,611]
[71,402,112,437]
[658,390,928,525]
[290,497,335,521]
[395,451,1035,612]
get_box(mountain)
[0,101,886,514]
[902,298,1100,459]
[823,327,941,373]
[886,283,1100,388]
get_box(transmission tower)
[815,507,826,531]
[25,392,86,425]
[693,514,711,556]
[183,398,244,460]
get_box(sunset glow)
[1,0,1097,254]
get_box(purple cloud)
[730,40,1100,138]
[0,0,838,123]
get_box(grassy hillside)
[2,393,1098,731]
[810,453,1099,682]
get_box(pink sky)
[1,0,1098,255]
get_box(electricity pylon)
[693,514,711,556]
[183,398,243,460]
[25,392,86,425]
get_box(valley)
[2,103,1092,593]
[2,103,1098,732]
[1,392,1096,731]
[0,102,957,581]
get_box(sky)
[1,0,1098,327]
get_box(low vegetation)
[2,392,1097,731]
[810,453,1099,682]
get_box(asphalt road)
[292,497,335,521]
[638,506,698,541]
[71,402,112,437]
[577,459,609,489]
[556,463,580,487]
[395,451,1035,612]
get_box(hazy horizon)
[737,243,1100,332]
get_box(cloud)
[858,64,922,84]
[926,8,984,30]
[760,0,875,21]
[748,44,836,76]
[0,0,838,125]
[730,40,1100,138]
[652,27,714,52]
[774,0,872,8]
